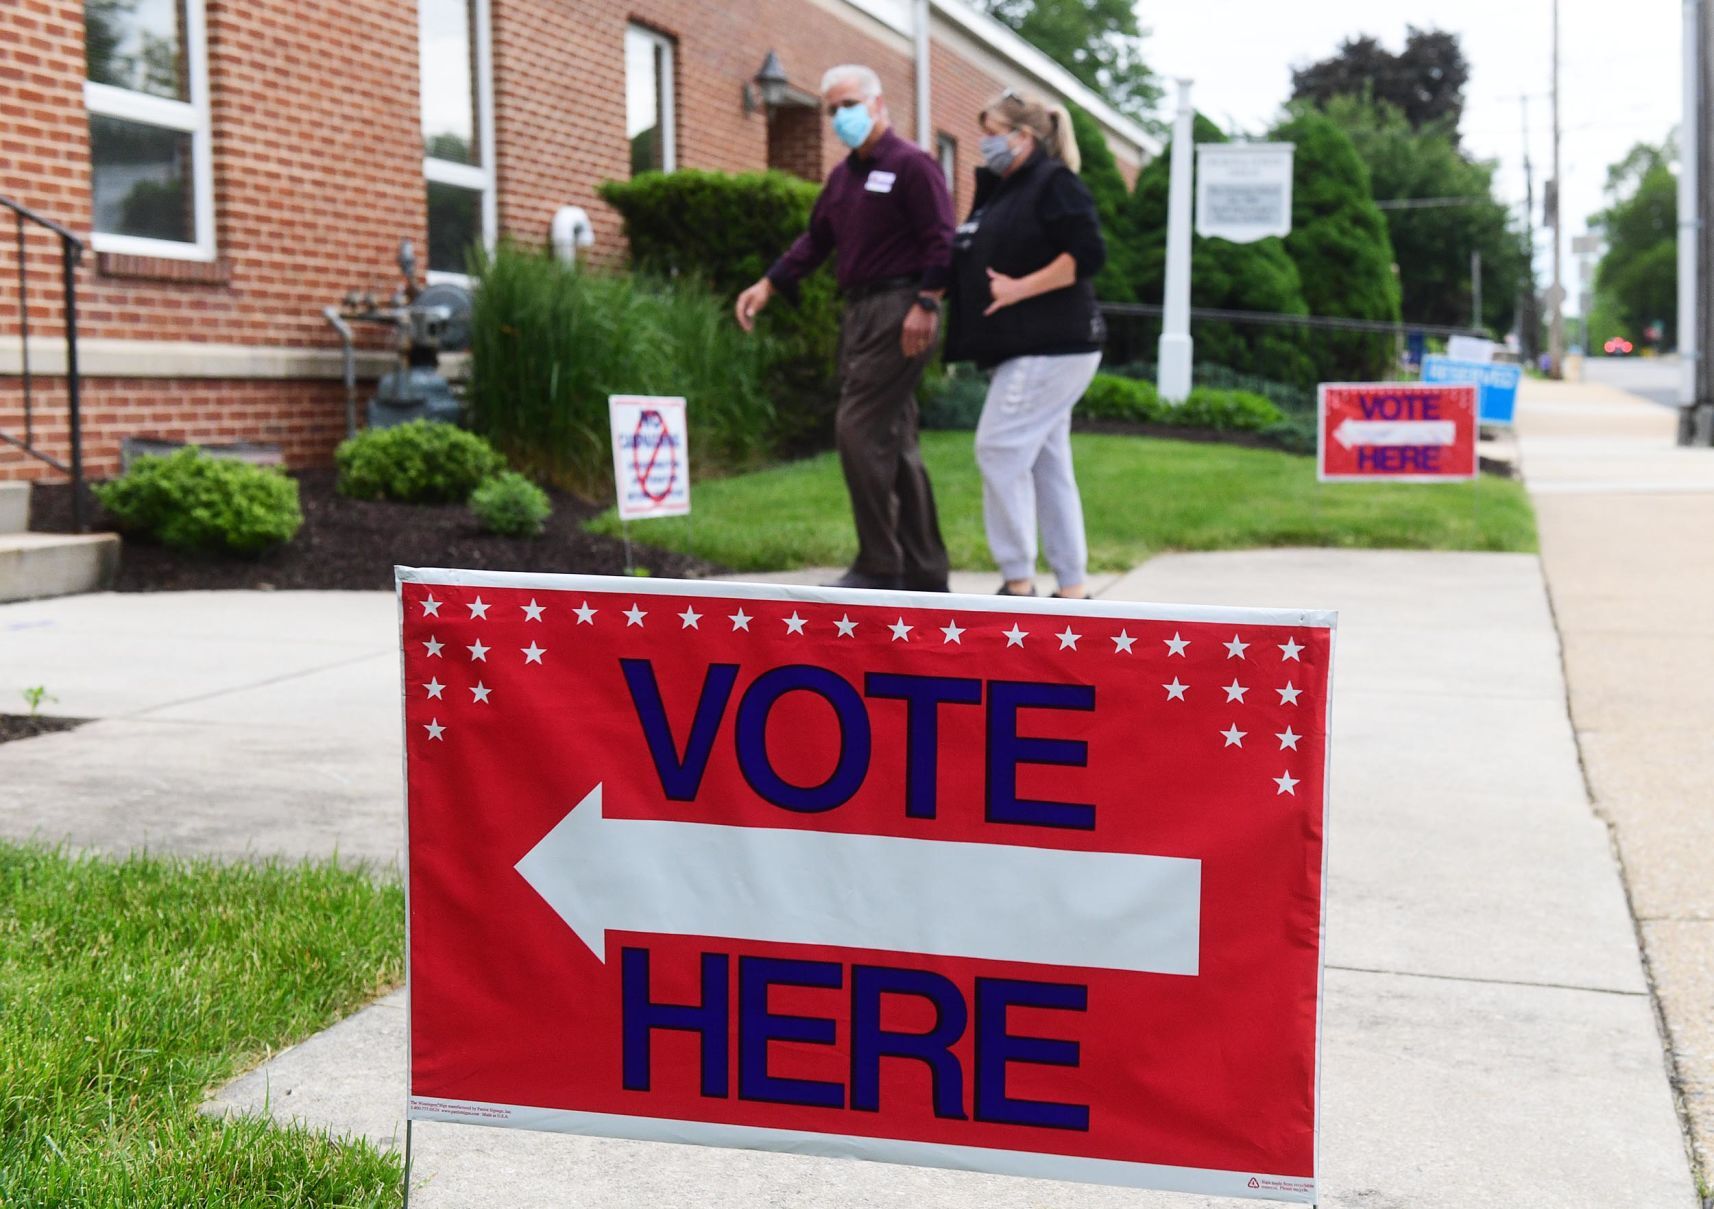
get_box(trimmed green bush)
[1079,373,1165,422]
[334,419,506,504]
[1178,387,1284,431]
[920,372,991,431]
[469,471,552,537]
[94,447,302,555]
[466,245,775,496]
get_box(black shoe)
[825,569,906,590]
[997,582,1038,596]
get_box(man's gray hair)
[821,64,882,99]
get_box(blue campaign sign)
[1421,355,1522,425]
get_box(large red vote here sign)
[1318,381,1478,482]
[400,569,1334,1203]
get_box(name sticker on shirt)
[864,170,897,194]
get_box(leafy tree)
[1126,115,1316,388]
[1312,95,1532,335]
[1590,139,1678,347]
[1269,109,1401,380]
[1292,26,1469,136]
[974,0,1159,123]
[1066,103,1137,302]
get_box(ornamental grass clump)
[94,447,302,555]
[469,471,552,537]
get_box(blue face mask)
[980,132,1017,175]
[832,101,874,150]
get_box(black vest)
[943,153,1105,369]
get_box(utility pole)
[1519,94,1540,364]
[1471,249,1484,334]
[1158,78,1195,404]
[1682,0,1713,443]
[1548,0,1566,378]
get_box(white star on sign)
[1112,630,1136,653]
[678,606,701,629]
[1056,626,1081,650]
[1279,637,1303,661]
[522,599,545,622]
[1165,632,1189,657]
[834,614,858,637]
[423,636,443,658]
[1221,723,1246,748]
[729,609,752,632]
[421,594,442,617]
[1224,634,1249,659]
[889,617,914,642]
[468,596,490,619]
[470,681,491,704]
[783,612,807,635]
[424,718,445,740]
[624,604,647,627]
[1277,681,1303,706]
[574,601,597,624]
[1003,623,1028,648]
[940,620,964,644]
[424,678,445,700]
[522,643,545,664]
[1223,679,1248,703]
[1277,726,1302,751]
[1163,678,1188,701]
[467,639,489,662]
[1275,771,1299,796]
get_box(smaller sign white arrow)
[515,784,1201,976]
[1333,419,1456,449]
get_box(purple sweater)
[766,129,955,296]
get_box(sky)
[1140,0,1686,317]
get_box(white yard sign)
[1195,143,1295,243]
[609,395,690,521]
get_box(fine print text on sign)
[400,571,1334,1204]
[1195,143,1295,244]
[1318,382,1478,482]
[609,395,690,521]
[1421,354,1523,426]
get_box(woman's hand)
[983,268,1028,316]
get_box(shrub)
[1079,374,1165,423]
[334,420,506,504]
[94,447,301,555]
[599,170,840,447]
[919,372,991,430]
[469,471,552,537]
[466,244,775,496]
[1177,387,1284,431]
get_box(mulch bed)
[29,471,722,592]
[0,714,87,745]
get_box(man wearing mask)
[735,64,954,592]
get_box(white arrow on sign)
[1333,418,1456,449]
[514,784,1202,976]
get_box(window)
[937,133,957,192]
[84,0,214,259]
[625,25,675,176]
[420,0,495,279]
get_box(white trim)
[422,158,488,190]
[84,0,216,262]
[0,336,396,380]
[626,24,677,173]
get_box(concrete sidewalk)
[0,548,1696,1206]
[1519,375,1714,1192]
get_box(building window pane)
[85,0,187,101]
[426,180,481,275]
[419,0,477,165]
[89,112,193,242]
[626,26,673,176]
[937,133,957,191]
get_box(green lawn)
[593,431,1537,573]
[0,843,404,1208]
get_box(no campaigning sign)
[400,570,1333,1204]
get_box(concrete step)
[0,482,28,535]
[0,532,120,602]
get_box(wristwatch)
[914,293,941,314]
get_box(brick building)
[0,0,1154,482]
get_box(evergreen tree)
[1591,139,1678,349]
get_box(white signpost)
[1195,143,1295,244]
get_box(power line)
[1100,302,1480,338]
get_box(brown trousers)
[834,288,950,583]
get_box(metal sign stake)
[401,1118,415,1209]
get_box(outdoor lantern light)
[753,50,789,110]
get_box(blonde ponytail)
[980,89,1082,173]
[1045,103,1079,172]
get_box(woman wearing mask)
[944,89,1106,599]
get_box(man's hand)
[901,303,939,359]
[984,268,1029,316]
[735,278,774,332]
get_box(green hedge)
[94,448,302,555]
[599,170,840,449]
[334,420,506,503]
[1079,374,1283,431]
[469,471,552,537]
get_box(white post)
[1159,79,1195,404]
[914,0,933,151]
[1679,0,1699,410]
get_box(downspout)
[915,0,932,150]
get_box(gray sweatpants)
[973,351,1103,588]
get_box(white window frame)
[626,24,676,174]
[83,0,215,261]
[937,132,957,192]
[422,0,497,285]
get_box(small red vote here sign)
[400,569,1334,1203]
[1318,381,1478,482]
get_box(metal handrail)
[1,194,86,531]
